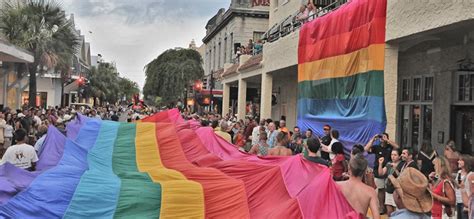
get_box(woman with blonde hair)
[430,156,456,218]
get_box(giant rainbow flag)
[297,0,387,153]
[0,109,356,218]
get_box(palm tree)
[0,0,79,107]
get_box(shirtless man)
[268,131,292,156]
[337,154,380,218]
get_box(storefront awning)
[200,89,223,95]
[0,38,34,63]
[64,81,79,93]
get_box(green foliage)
[143,48,204,105]
[84,63,139,105]
[0,0,79,107]
[118,77,140,102]
[154,96,162,106]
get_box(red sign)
[252,0,270,6]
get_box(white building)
[19,13,93,108]
[203,0,270,114]
[0,38,34,110]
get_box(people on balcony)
[296,4,309,23]
[246,39,254,55]
[253,39,263,55]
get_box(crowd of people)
[295,0,332,24]
[0,105,155,170]
[235,39,264,61]
[1,106,473,218]
[191,112,474,219]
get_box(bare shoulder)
[362,183,377,196]
[268,148,276,155]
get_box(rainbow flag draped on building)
[297,0,387,151]
[0,109,356,218]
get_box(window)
[213,45,216,70]
[413,77,421,101]
[423,76,434,101]
[422,105,432,142]
[411,105,420,149]
[230,33,233,63]
[398,74,434,150]
[400,105,409,148]
[218,42,221,68]
[401,78,410,102]
[253,31,265,42]
[224,36,227,65]
[457,72,474,102]
[210,49,213,71]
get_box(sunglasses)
[323,128,329,131]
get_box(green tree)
[118,77,140,104]
[84,62,121,106]
[84,62,140,106]
[0,0,79,107]
[143,48,204,106]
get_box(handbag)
[442,179,455,218]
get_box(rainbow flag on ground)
[297,0,387,153]
[0,109,355,218]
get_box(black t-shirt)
[417,151,437,178]
[320,135,331,160]
[401,160,418,171]
[111,114,119,121]
[306,155,329,167]
[369,144,393,178]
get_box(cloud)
[61,0,229,89]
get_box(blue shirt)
[34,134,47,156]
[390,209,430,219]
[267,130,279,148]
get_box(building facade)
[385,0,474,154]
[19,13,93,108]
[217,0,474,154]
[221,0,338,128]
[0,38,34,110]
[203,0,270,114]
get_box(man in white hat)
[388,167,432,218]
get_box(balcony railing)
[262,0,348,43]
[232,45,263,64]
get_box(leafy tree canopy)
[143,48,204,106]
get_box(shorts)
[385,192,396,207]
[375,177,385,189]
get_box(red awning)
[200,89,223,95]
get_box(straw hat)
[388,167,433,213]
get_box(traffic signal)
[193,80,203,92]
[77,77,85,86]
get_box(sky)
[62,0,230,90]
